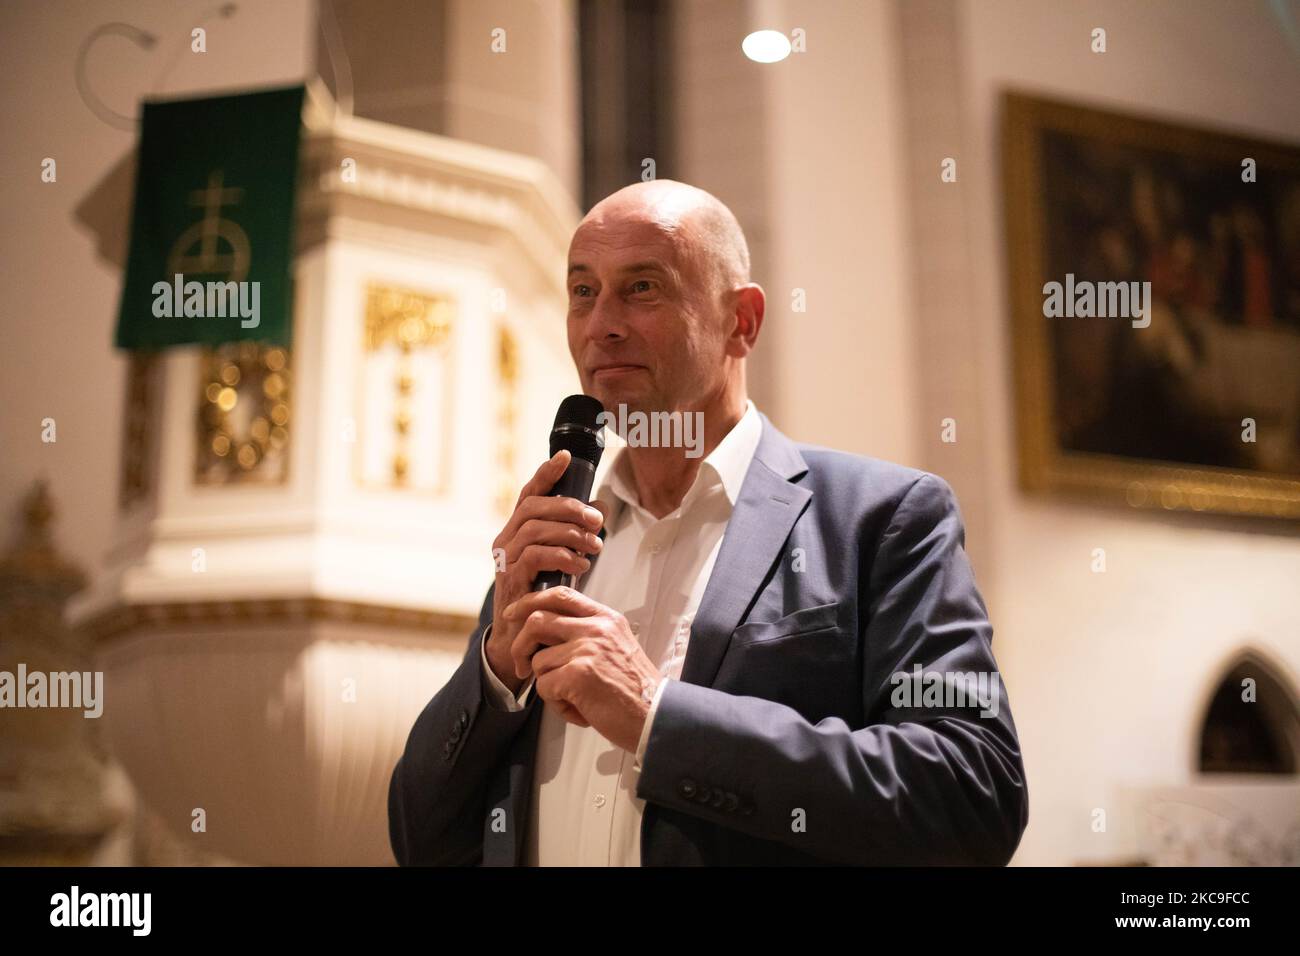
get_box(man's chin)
[586,382,651,413]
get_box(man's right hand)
[485,449,605,695]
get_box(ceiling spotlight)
[742,29,791,63]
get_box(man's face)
[566,214,726,418]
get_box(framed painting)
[1003,92,1300,519]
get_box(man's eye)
[572,284,593,297]
[630,280,655,294]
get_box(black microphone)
[532,394,606,592]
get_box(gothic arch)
[1196,647,1300,775]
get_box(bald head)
[581,180,751,296]
[565,179,764,429]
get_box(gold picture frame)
[1003,91,1300,520]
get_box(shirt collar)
[593,400,762,525]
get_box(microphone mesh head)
[549,394,605,466]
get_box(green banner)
[115,85,304,350]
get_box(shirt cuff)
[479,623,535,711]
[633,676,669,769]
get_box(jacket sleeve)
[387,583,537,865]
[633,474,1029,864]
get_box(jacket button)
[739,802,754,816]
[723,792,739,812]
[443,741,455,760]
[709,788,725,808]
[458,708,469,727]
[694,786,712,804]
[678,779,697,800]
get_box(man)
[388,179,1028,866]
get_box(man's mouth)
[590,364,647,378]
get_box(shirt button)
[630,621,640,635]
[650,544,663,554]
[593,794,607,808]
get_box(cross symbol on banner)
[167,169,252,281]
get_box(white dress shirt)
[478,400,762,865]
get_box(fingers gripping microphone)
[532,394,606,592]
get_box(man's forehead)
[567,216,690,272]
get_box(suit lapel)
[680,415,811,689]
[576,414,812,687]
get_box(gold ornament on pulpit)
[496,325,520,514]
[362,284,454,490]
[195,342,291,484]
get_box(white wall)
[670,0,920,467]
[953,0,1300,864]
[761,0,920,464]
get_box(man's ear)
[727,283,765,357]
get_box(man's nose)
[586,290,627,342]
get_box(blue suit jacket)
[388,413,1028,865]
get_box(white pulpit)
[69,98,581,864]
